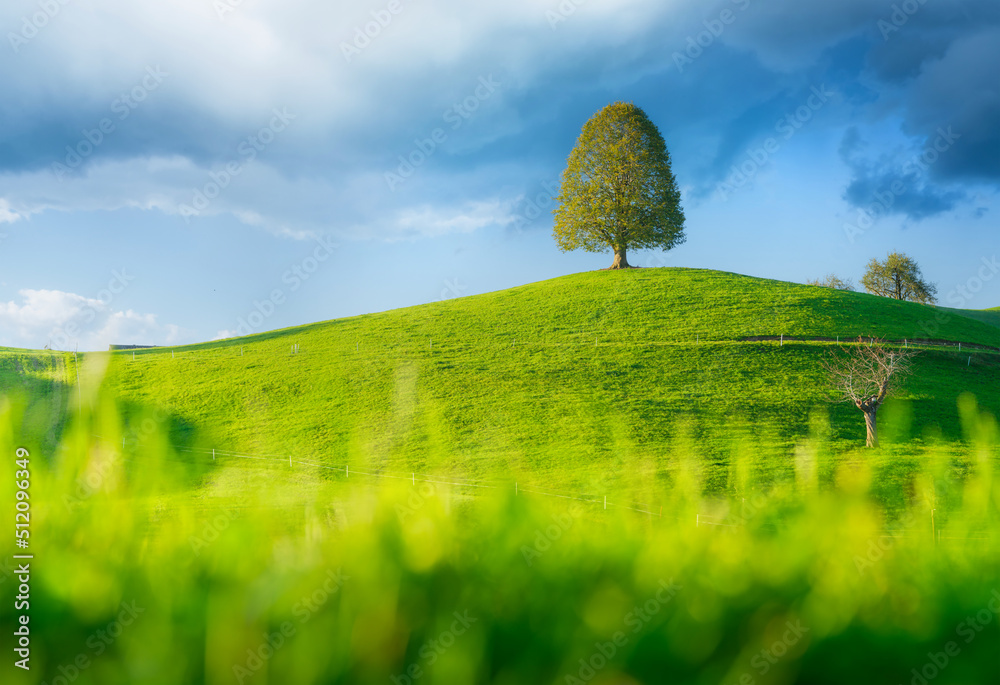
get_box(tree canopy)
[552,102,685,269]
[861,252,937,304]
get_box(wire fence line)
[104,333,1000,366]
[86,437,662,517]
[88,433,994,539]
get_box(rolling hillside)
[0,348,74,454]
[67,268,1000,493]
[948,305,1000,329]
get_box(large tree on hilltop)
[861,252,937,304]
[552,102,685,269]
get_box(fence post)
[212,448,215,461]
[346,464,349,479]
[780,334,783,347]
[604,495,607,510]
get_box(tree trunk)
[610,246,630,269]
[863,408,878,448]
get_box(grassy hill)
[0,348,74,454]
[3,268,1000,684]
[79,268,1000,494]
[948,305,1000,329]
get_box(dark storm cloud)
[0,0,996,235]
[703,0,1000,217]
[842,153,967,221]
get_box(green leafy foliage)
[553,102,684,268]
[862,252,938,304]
[1,392,998,684]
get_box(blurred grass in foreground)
[1,390,998,685]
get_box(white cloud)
[0,199,22,225]
[391,200,516,239]
[0,289,189,351]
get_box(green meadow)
[2,267,999,684]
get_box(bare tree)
[822,337,917,447]
[806,274,856,291]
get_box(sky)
[0,0,998,351]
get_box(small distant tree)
[861,252,937,304]
[823,337,917,447]
[552,102,685,269]
[806,274,855,291]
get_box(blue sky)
[1,0,997,350]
